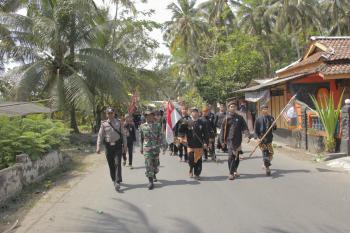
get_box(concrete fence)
[0,151,63,203]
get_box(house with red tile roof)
[233,36,350,153]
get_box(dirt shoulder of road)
[0,145,100,233]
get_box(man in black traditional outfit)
[220,101,250,180]
[183,108,208,180]
[254,104,277,176]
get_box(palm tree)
[0,0,128,133]
[265,0,322,56]
[0,0,22,12]
[198,0,237,57]
[164,0,208,54]
[321,0,350,35]
[229,0,276,75]
[199,0,234,25]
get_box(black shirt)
[185,118,209,148]
[175,115,191,137]
[220,113,249,150]
[201,113,216,138]
[215,111,226,129]
[124,123,136,143]
[254,115,276,144]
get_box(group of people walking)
[96,101,277,192]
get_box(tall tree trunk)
[93,102,103,133]
[111,0,119,48]
[68,13,79,134]
[70,105,80,134]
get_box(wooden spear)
[248,94,297,158]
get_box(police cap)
[106,107,115,113]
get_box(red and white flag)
[166,101,181,144]
[128,92,138,114]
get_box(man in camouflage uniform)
[140,110,162,190]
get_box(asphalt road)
[14,143,350,233]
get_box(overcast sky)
[96,0,207,56]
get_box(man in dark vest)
[184,107,208,180]
[175,106,191,162]
[254,104,277,176]
[215,103,227,152]
[220,101,250,180]
[201,106,216,161]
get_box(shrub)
[0,115,70,169]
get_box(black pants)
[188,151,202,176]
[123,141,134,165]
[170,143,178,155]
[179,144,188,161]
[217,136,227,152]
[204,138,215,159]
[228,152,240,175]
[105,143,123,183]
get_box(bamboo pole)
[248,94,297,158]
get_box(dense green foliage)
[1,0,349,132]
[0,0,160,133]
[0,115,70,169]
[163,0,350,105]
[196,33,264,103]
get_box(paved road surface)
[14,143,350,233]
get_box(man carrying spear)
[254,104,277,176]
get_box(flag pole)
[248,94,297,158]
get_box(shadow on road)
[200,176,228,181]
[118,179,200,192]
[131,165,164,170]
[76,200,157,233]
[238,168,310,180]
[315,167,345,173]
[167,217,204,233]
[73,199,204,233]
[261,224,350,233]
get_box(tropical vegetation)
[310,91,345,152]
[0,0,349,140]
[0,115,70,169]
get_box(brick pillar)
[340,100,350,156]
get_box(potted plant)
[310,90,344,152]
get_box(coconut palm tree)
[198,0,235,25]
[0,0,129,132]
[264,0,322,56]
[321,0,350,35]
[164,0,208,54]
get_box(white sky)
[96,0,207,56]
